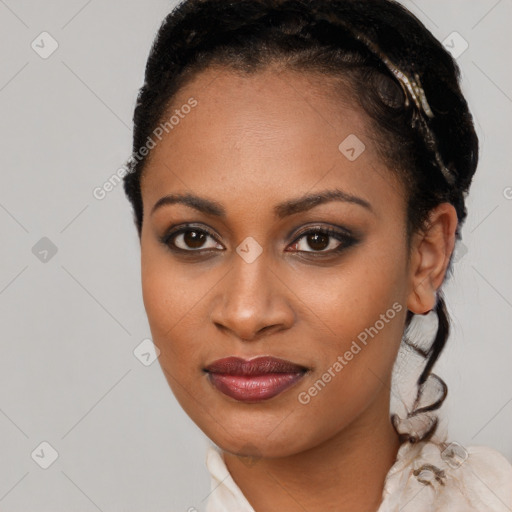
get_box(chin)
[195,408,320,459]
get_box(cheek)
[141,244,189,356]
[141,258,174,337]
[140,246,218,370]
[297,238,408,337]
[141,235,193,329]
[293,240,408,402]
[140,258,208,409]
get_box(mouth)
[204,356,309,402]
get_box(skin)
[138,65,458,511]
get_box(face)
[139,66,414,459]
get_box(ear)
[407,203,458,315]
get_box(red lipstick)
[204,356,307,402]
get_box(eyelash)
[159,223,358,257]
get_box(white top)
[204,428,512,511]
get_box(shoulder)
[460,444,512,502]
[424,442,512,510]
[381,440,512,512]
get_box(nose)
[209,253,295,342]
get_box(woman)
[123,0,512,510]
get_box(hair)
[123,0,479,443]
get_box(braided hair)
[123,0,479,443]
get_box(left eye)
[288,228,354,253]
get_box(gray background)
[0,0,511,510]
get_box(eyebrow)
[150,188,374,219]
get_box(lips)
[204,356,308,402]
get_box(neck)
[223,387,402,512]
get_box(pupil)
[308,232,328,251]
[184,230,206,248]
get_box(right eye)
[160,225,224,253]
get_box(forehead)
[140,66,404,217]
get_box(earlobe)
[406,203,458,315]
[408,276,436,315]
